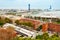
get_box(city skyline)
[0,0,60,9]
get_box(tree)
[36,25,42,31]
[0,19,5,26]
[15,20,20,25]
[5,18,12,23]
[42,32,49,40]
[36,35,43,40]
[51,33,59,38]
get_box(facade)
[42,23,60,33]
[48,23,60,33]
[42,23,48,32]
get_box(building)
[42,23,60,33]
[3,23,36,37]
[28,4,30,12]
[48,23,60,33]
[19,18,40,29]
[42,23,48,32]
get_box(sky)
[0,0,60,9]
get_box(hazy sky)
[0,0,60,9]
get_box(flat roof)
[25,11,60,18]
